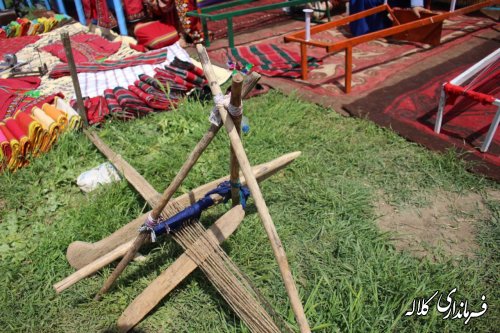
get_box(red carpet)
[343,40,499,181]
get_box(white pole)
[303,9,313,42]
[450,0,457,11]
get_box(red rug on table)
[343,39,499,181]
[0,35,41,58]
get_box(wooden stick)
[55,240,134,293]
[196,44,311,333]
[229,73,244,206]
[94,124,220,300]
[116,205,245,333]
[61,32,88,127]
[93,67,263,300]
[65,152,301,270]
[84,129,161,206]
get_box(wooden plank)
[84,130,161,207]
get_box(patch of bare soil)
[375,190,499,260]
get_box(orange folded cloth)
[31,106,60,152]
[42,103,68,130]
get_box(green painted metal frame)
[187,0,331,48]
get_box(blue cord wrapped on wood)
[141,181,250,241]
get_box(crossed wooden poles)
[55,41,311,332]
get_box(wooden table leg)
[345,46,352,94]
[301,43,308,80]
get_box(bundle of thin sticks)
[174,220,292,333]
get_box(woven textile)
[229,43,320,78]
[50,49,169,78]
[41,32,121,63]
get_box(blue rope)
[143,181,250,241]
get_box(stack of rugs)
[79,58,208,125]
[0,76,81,172]
[0,15,72,38]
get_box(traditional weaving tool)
[57,43,308,330]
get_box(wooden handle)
[196,44,311,333]
[54,239,134,294]
[229,73,244,206]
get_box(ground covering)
[0,90,498,332]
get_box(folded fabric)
[133,20,179,50]
[14,111,44,156]
[128,85,172,110]
[0,123,20,170]
[104,89,123,115]
[31,106,60,153]
[4,117,31,165]
[135,78,181,103]
[42,103,68,130]
[41,32,121,63]
[50,49,169,78]
[0,124,13,169]
[54,97,81,130]
[163,64,206,87]
[230,43,321,78]
[154,68,193,91]
[75,96,110,125]
[114,86,155,119]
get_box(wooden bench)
[187,0,331,48]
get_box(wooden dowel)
[229,73,244,206]
[61,32,88,127]
[196,44,311,333]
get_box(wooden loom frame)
[284,0,497,93]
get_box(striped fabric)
[50,49,169,78]
[113,87,155,118]
[230,43,321,78]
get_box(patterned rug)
[209,12,495,96]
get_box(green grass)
[0,90,498,332]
